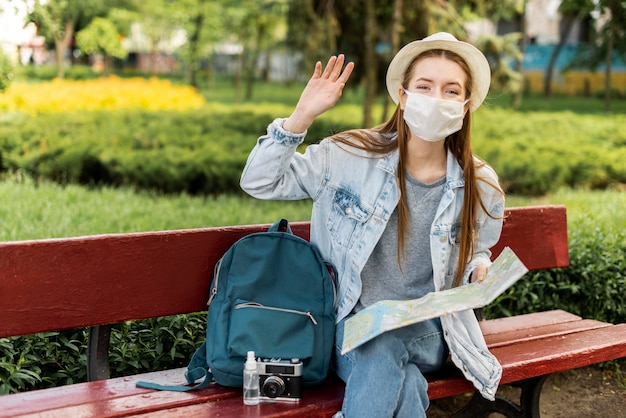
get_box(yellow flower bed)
[0,76,205,113]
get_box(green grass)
[0,174,623,242]
[506,188,626,231]
[0,174,313,242]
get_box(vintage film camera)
[257,358,303,401]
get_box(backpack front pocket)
[228,300,316,361]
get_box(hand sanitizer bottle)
[243,351,259,405]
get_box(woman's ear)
[398,87,406,110]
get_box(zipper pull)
[207,259,222,306]
[207,287,217,306]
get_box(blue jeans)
[332,316,448,418]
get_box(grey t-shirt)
[354,174,445,312]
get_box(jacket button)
[440,236,446,242]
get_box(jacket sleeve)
[240,118,326,201]
[461,164,505,285]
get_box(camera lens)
[262,376,285,398]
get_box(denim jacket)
[240,118,504,400]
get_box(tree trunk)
[513,6,526,108]
[382,0,403,123]
[543,13,578,97]
[187,1,206,88]
[362,0,378,128]
[54,19,76,79]
[245,17,266,101]
[604,20,613,113]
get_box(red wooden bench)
[1,204,625,417]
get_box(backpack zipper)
[207,258,222,306]
[234,302,318,325]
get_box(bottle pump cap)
[245,351,257,370]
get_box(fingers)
[338,61,355,84]
[319,54,353,81]
[471,265,488,283]
[312,60,323,78]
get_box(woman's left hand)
[470,264,488,283]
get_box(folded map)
[341,246,528,354]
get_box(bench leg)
[451,375,548,418]
[87,325,112,381]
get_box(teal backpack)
[137,219,336,391]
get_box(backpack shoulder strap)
[267,218,292,234]
[135,342,213,391]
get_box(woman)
[240,32,504,418]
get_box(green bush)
[0,105,624,196]
[0,108,355,195]
[15,64,101,81]
[0,314,206,394]
[0,330,87,394]
[486,214,626,323]
[472,109,626,195]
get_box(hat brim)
[386,35,491,112]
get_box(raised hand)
[283,55,354,133]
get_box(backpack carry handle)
[268,218,292,234]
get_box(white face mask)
[402,89,468,142]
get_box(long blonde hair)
[331,49,502,288]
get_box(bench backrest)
[0,205,568,339]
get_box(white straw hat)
[386,32,491,112]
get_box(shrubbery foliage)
[486,215,626,323]
[0,106,624,196]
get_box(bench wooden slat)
[480,309,581,336]
[2,373,343,418]
[490,205,569,271]
[484,318,611,348]
[495,323,626,380]
[0,368,240,418]
[427,323,626,400]
[127,379,345,418]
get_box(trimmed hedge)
[1,105,625,196]
[0,108,353,195]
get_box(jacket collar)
[376,139,464,189]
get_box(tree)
[25,0,129,79]
[362,0,379,128]
[0,47,14,92]
[125,0,186,74]
[566,0,626,112]
[221,0,289,101]
[543,0,595,97]
[75,17,127,75]
[476,32,523,95]
[180,0,221,88]
[288,0,524,126]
